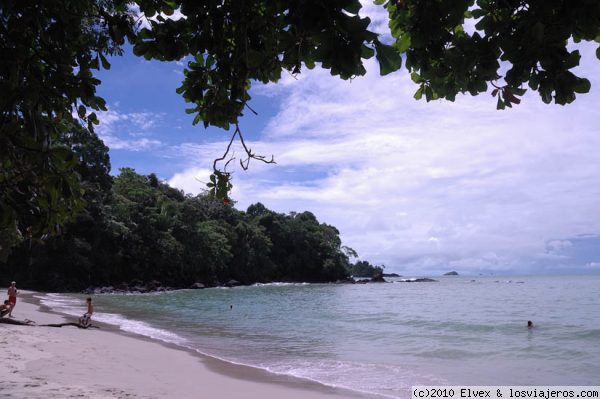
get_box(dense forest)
[0,125,358,291]
[349,261,384,278]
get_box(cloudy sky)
[94,4,600,276]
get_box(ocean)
[38,275,600,398]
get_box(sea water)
[39,275,600,398]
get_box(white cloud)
[96,108,164,151]
[168,168,213,195]
[166,35,600,275]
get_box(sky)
[93,3,600,276]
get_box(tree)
[378,0,600,108]
[1,0,131,247]
[3,0,600,244]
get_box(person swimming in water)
[527,320,534,329]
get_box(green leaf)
[343,1,361,14]
[99,54,111,70]
[88,112,99,125]
[375,42,402,76]
[77,105,86,119]
[396,34,411,53]
[496,96,505,110]
[414,86,423,100]
[425,86,433,101]
[564,50,581,69]
[541,90,553,104]
[573,78,591,93]
[596,46,600,60]
[360,45,375,59]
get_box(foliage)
[3,0,600,246]
[0,132,354,289]
[379,0,600,108]
[349,260,384,278]
[0,0,132,246]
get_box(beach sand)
[0,293,371,399]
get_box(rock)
[83,286,95,295]
[115,282,129,291]
[400,278,438,283]
[382,273,401,277]
[132,285,148,293]
[190,282,206,289]
[370,275,387,283]
[443,271,459,276]
[225,279,241,287]
[356,279,370,284]
[147,280,162,290]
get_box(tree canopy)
[2,0,600,246]
[0,129,356,289]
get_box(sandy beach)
[0,293,370,399]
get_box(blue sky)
[93,4,600,276]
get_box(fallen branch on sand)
[41,322,98,329]
[0,318,36,326]
[0,318,98,329]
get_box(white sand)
[0,294,371,399]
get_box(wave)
[251,282,311,287]
[37,293,187,346]
[35,292,408,398]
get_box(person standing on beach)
[7,281,17,317]
[79,297,94,328]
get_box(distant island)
[443,271,459,276]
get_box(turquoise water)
[40,275,600,398]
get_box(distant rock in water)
[444,271,459,276]
[83,280,173,294]
[190,282,206,289]
[382,273,401,277]
[370,268,386,283]
[335,278,356,284]
[398,278,438,283]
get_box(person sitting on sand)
[79,297,93,328]
[0,300,11,318]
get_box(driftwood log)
[0,318,98,329]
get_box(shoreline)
[2,291,376,399]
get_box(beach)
[0,293,369,399]
[4,277,599,398]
